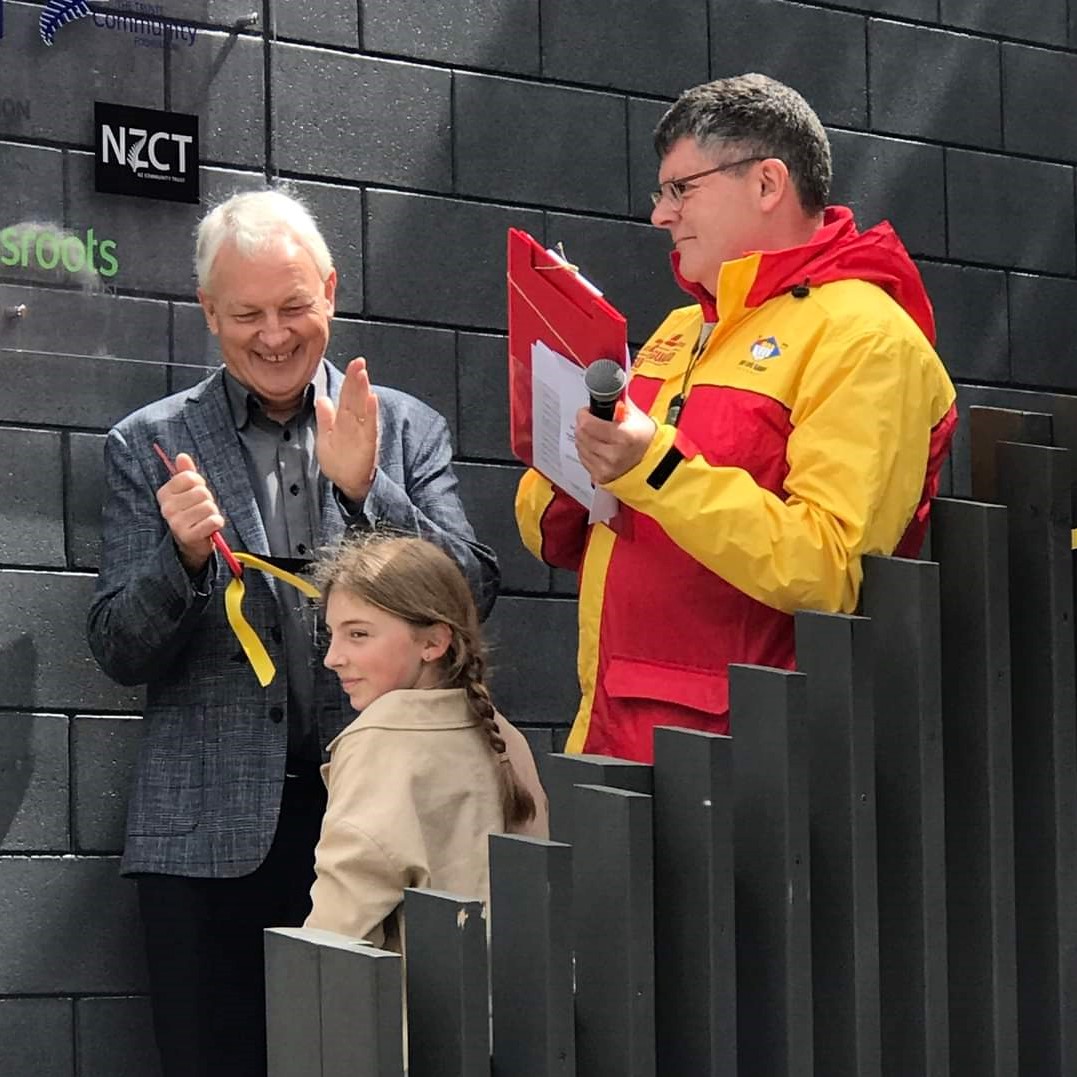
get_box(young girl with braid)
[304,534,549,949]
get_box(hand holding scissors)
[151,443,316,687]
[152,443,244,578]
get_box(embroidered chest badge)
[740,336,784,373]
[633,332,684,369]
[751,336,781,360]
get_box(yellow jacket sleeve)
[605,328,953,615]
[515,467,589,571]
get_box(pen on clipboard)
[151,442,245,578]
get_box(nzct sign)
[94,101,200,204]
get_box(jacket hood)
[670,205,936,344]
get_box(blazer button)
[269,706,284,724]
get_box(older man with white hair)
[87,189,498,1077]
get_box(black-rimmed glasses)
[649,157,767,210]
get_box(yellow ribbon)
[223,553,322,688]
[1072,528,1077,551]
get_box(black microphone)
[584,359,627,421]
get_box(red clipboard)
[507,228,627,467]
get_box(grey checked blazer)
[87,361,499,878]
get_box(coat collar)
[328,688,478,751]
[668,205,936,344]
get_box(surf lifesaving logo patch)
[739,336,784,373]
[632,332,684,369]
[750,336,781,360]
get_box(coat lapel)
[182,361,348,600]
[317,362,348,547]
[182,369,271,559]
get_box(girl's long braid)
[315,533,537,828]
[456,629,536,828]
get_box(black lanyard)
[664,322,715,427]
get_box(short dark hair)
[654,73,832,215]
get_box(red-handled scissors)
[152,442,245,578]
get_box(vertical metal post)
[544,753,652,845]
[861,554,950,1077]
[932,497,1019,1077]
[795,611,881,1077]
[729,664,812,1077]
[404,889,489,1077]
[572,784,655,1077]
[968,405,1052,502]
[265,928,323,1077]
[319,938,404,1077]
[489,835,575,1076]
[266,927,404,1077]
[652,727,736,1076]
[997,441,1077,1077]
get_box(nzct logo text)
[95,101,200,205]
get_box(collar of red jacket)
[669,205,936,345]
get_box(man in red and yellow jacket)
[515,73,957,764]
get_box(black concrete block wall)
[1,0,1075,1070]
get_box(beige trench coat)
[304,687,549,948]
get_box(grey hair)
[654,73,832,215]
[194,188,334,290]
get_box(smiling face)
[198,233,336,421]
[650,136,765,292]
[323,588,450,713]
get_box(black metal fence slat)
[320,940,405,1077]
[489,834,575,1076]
[265,927,405,1077]
[265,928,324,1077]
[997,441,1077,1077]
[932,497,1019,1077]
[652,726,736,1077]
[572,783,656,1077]
[729,664,813,1077]
[545,753,653,845]
[795,611,881,1077]
[968,405,1053,503]
[404,889,490,1077]
[260,417,1077,1077]
[861,554,950,1077]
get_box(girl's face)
[323,589,449,712]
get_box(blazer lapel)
[183,370,271,559]
[317,361,348,547]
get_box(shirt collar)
[223,360,328,430]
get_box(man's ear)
[421,622,452,664]
[323,269,338,319]
[197,287,220,336]
[757,158,790,213]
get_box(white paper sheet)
[530,340,619,524]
